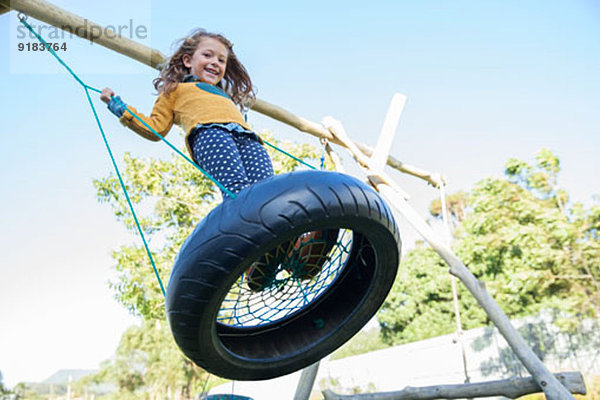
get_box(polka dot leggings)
[191,126,275,200]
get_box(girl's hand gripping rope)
[100,87,126,118]
[100,87,115,103]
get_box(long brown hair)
[153,28,255,109]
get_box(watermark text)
[15,18,148,44]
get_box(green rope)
[262,140,317,170]
[18,14,167,297]
[17,16,88,89]
[84,86,166,297]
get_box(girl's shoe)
[291,229,339,281]
[245,230,338,291]
[245,261,267,292]
[245,240,293,292]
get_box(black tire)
[166,170,401,380]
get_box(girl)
[100,28,274,200]
[100,28,335,290]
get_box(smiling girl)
[100,28,274,199]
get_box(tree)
[93,131,326,397]
[428,190,469,230]
[12,383,43,400]
[379,148,600,345]
[84,320,215,399]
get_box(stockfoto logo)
[16,18,149,43]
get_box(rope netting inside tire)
[218,228,354,328]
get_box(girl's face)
[183,37,228,85]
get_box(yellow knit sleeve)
[119,92,174,142]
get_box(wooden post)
[294,362,321,400]
[2,0,442,188]
[322,372,586,400]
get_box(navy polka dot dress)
[190,126,275,200]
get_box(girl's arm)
[100,87,174,142]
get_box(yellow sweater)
[119,82,253,157]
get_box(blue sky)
[1,0,599,387]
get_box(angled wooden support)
[322,371,586,400]
[323,115,576,400]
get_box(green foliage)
[380,148,600,345]
[11,383,44,400]
[93,131,324,398]
[379,243,488,344]
[429,190,469,228]
[82,320,218,400]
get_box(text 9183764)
[18,42,67,52]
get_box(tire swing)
[166,170,401,380]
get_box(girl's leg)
[191,127,252,199]
[231,132,275,184]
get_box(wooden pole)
[322,372,586,400]
[294,362,321,400]
[2,0,442,188]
